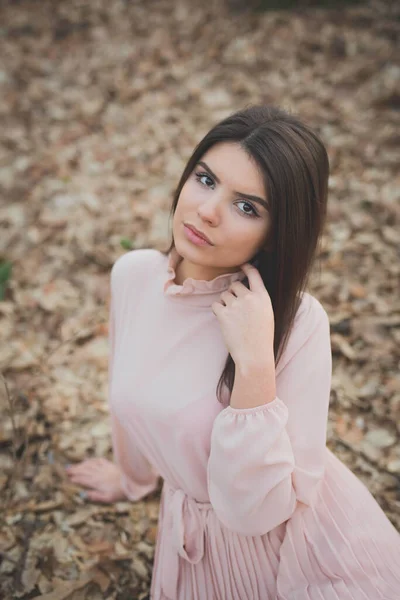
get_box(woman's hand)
[211,263,275,371]
[65,458,127,503]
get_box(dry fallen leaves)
[1,0,399,598]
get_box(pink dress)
[108,247,400,600]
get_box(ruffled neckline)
[163,246,247,307]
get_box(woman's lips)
[184,224,213,246]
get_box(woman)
[66,105,400,599]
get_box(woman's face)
[172,142,271,279]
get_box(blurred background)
[0,0,399,598]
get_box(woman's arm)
[207,295,331,536]
[108,255,160,501]
[110,412,160,501]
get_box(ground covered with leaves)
[0,0,399,598]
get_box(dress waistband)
[160,480,213,599]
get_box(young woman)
[66,105,400,599]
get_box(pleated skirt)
[150,447,400,600]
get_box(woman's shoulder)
[294,291,330,331]
[110,249,168,304]
[277,292,331,374]
[110,248,165,290]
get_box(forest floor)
[0,0,399,598]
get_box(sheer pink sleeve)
[207,295,332,535]
[108,258,159,501]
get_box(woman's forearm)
[230,358,276,409]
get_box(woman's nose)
[197,196,221,224]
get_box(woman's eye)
[236,200,259,218]
[194,172,259,218]
[195,171,214,188]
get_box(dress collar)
[163,246,247,307]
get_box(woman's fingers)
[68,473,102,488]
[66,465,98,478]
[66,459,114,491]
[85,490,113,503]
[68,467,109,486]
[64,458,125,503]
[66,458,108,474]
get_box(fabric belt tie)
[161,481,212,599]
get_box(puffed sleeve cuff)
[120,470,159,502]
[219,395,286,416]
[207,396,297,536]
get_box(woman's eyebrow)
[196,161,269,210]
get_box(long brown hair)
[161,104,329,404]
